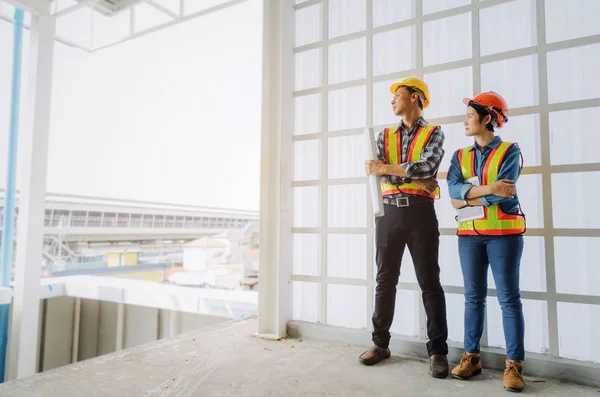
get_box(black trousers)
[372,200,448,356]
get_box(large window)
[291,0,600,363]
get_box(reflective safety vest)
[457,141,526,236]
[381,123,440,199]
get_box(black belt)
[383,195,433,208]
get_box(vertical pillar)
[7,6,56,380]
[115,303,125,351]
[256,0,294,339]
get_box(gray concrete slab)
[1,318,598,397]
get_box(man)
[361,77,449,378]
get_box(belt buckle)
[396,197,409,207]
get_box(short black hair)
[469,102,496,132]
[405,86,424,110]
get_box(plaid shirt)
[376,117,445,198]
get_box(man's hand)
[490,179,516,198]
[365,160,386,176]
[412,177,438,195]
[451,198,467,209]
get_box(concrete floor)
[1,318,598,397]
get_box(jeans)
[372,201,448,356]
[458,235,525,361]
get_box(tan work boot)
[504,359,525,393]
[451,352,482,380]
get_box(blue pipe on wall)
[0,7,25,383]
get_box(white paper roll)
[365,127,384,217]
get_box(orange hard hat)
[463,91,508,128]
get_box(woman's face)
[464,105,491,137]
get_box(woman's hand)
[490,179,516,198]
[451,198,467,209]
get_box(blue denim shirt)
[446,136,522,215]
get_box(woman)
[446,92,526,393]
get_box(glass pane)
[133,3,172,33]
[373,0,415,27]
[480,55,539,108]
[547,43,600,104]
[373,80,398,127]
[328,38,366,84]
[293,234,321,276]
[388,289,420,336]
[424,66,473,118]
[328,134,366,179]
[500,113,542,167]
[435,182,459,229]
[423,13,472,67]
[328,86,366,131]
[552,172,600,229]
[295,4,322,47]
[294,140,321,181]
[439,236,463,287]
[295,49,322,91]
[516,174,543,228]
[294,186,321,227]
[328,184,367,227]
[550,107,600,165]
[558,302,600,363]
[327,284,367,328]
[329,0,366,39]
[555,237,600,296]
[446,293,465,343]
[423,0,470,15]
[479,0,536,57]
[488,299,549,354]
[545,0,600,44]
[373,26,416,76]
[440,122,474,174]
[293,281,321,322]
[327,234,367,279]
[487,236,547,293]
[295,94,321,135]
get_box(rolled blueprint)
[365,127,384,217]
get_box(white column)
[255,0,294,339]
[7,7,56,380]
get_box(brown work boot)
[429,354,449,378]
[358,345,391,366]
[451,352,482,380]
[504,359,525,392]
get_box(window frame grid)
[291,0,600,361]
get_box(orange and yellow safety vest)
[381,123,440,199]
[457,141,526,236]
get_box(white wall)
[289,0,600,364]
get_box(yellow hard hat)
[389,77,430,109]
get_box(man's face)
[391,86,418,116]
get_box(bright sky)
[0,0,263,211]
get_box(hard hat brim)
[389,82,402,94]
[462,97,473,105]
